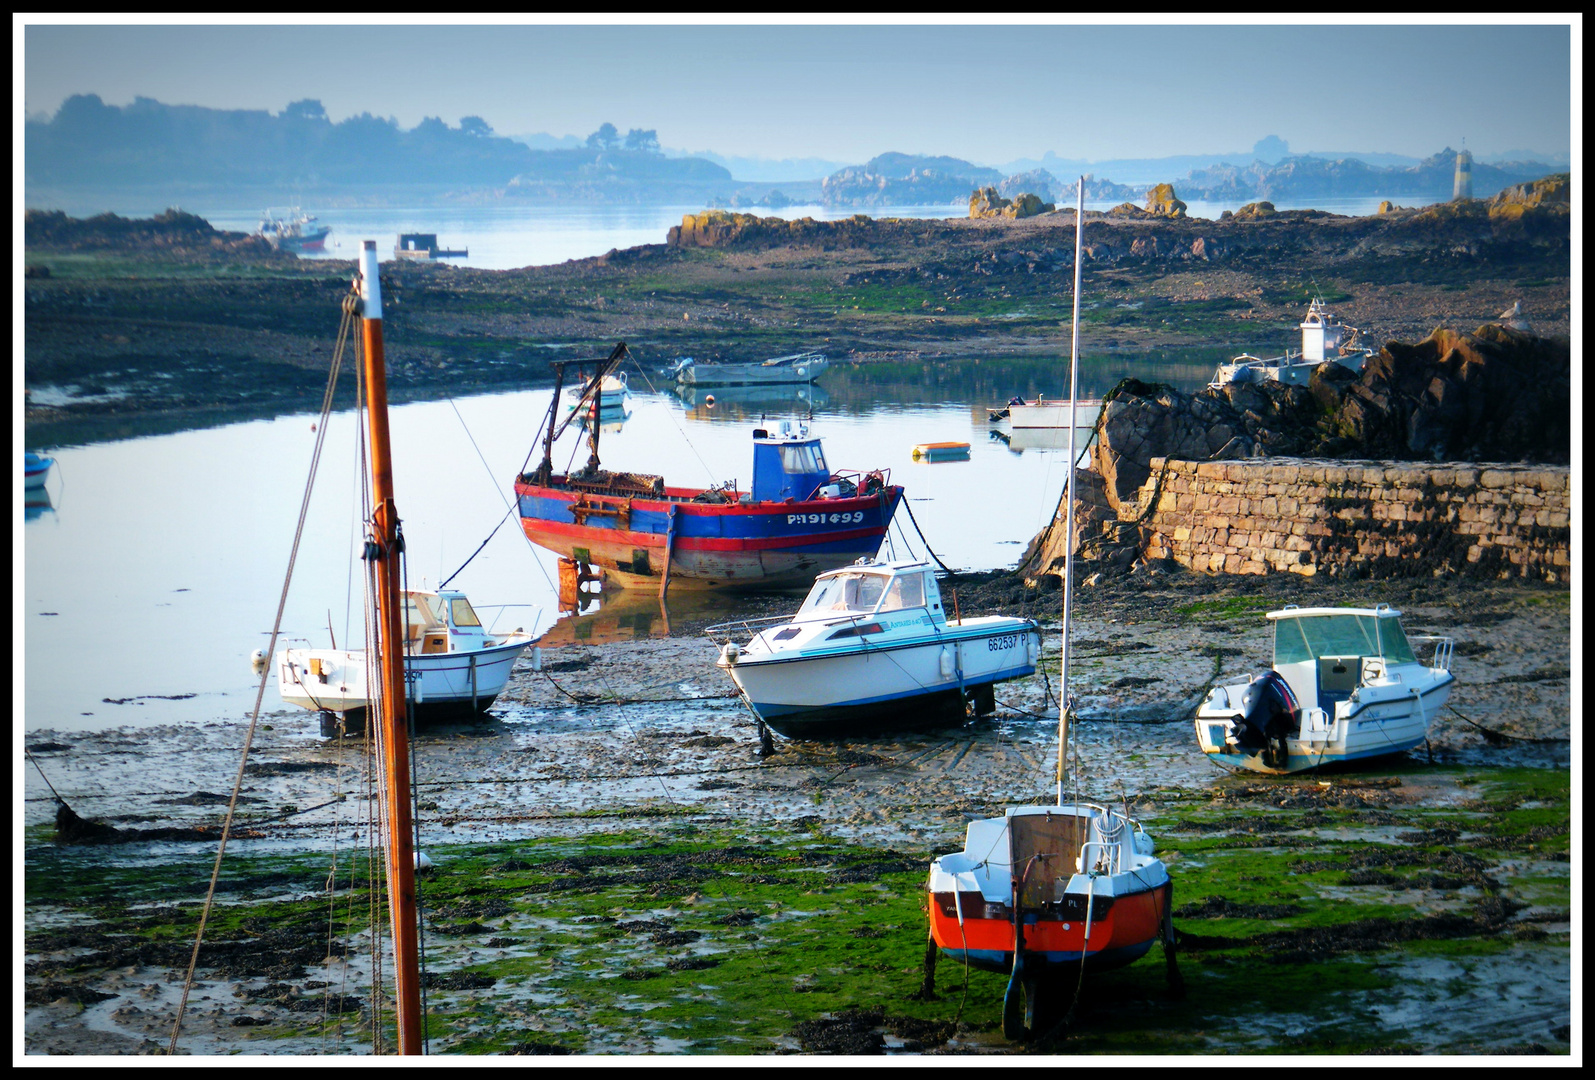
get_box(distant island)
[25,95,1566,211]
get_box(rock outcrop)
[1144,183,1187,217]
[969,187,1054,219]
[1331,324,1569,463]
[1487,172,1570,221]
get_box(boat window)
[1274,614,1380,665]
[796,572,887,615]
[449,597,482,628]
[1378,618,1417,664]
[404,594,442,629]
[878,573,926,612]
[779,442,827,475]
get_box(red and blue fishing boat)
[514,345,904,592]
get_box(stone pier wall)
[1128,458,1570,583]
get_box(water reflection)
[675,382,827,421]
[25,487,54,521]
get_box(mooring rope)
[169,287,359,1054]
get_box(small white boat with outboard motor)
[708,558,1040,735]
[273,588,537,737]
[1195,604,1455,774]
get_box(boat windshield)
[1274,613,1415,665]
[780,442,828,475]
[796,572,889,617]
[450,597,483,628]
[878,573,926,613]
[404,594,443,630]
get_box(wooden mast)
[358,240,424,1054]
[1057,177,1085,806]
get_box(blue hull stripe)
[517,491,902,543]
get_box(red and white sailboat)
[925,179,1179,1040]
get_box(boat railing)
[1411,635,1454,673]
[703,614,797,642]
[1078,840,1121,876]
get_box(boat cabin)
[1266,605,1418,714]
[1299,297,1353,363]
[750,422,831,502]
[402,589,491,654]
[790,560,945,625]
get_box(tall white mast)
[1057,177,1085,806]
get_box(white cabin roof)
[814,558,931,580]
[1266,605,1402,621]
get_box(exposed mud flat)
[23,578,1570,1055]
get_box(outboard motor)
[1232,671,1301,769]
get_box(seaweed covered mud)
[23,572,1570,1055]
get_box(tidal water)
[24,354,1217,735]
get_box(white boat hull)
[1195,669,1454,773]
[723,617,1039,733]
[677,358,827,386]
[1005,400,1102,429]
[278,635,533,721]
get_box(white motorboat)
[989,396,1104,430]
[709,559,1040,734]
[671,351,828,386]
[562,371,630,421]
[1195,604,1455,774]
[277,588,536,736]
[927,178,1178,1042]
[1208,297,1373,389]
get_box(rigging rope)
[169,287,359,1054]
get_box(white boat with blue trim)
[710,559,1040,734]
[1195,604,1455,774]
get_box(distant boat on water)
[25,452,54,489]
[670,352,827,386]
[258,208,330,253]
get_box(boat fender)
[530,646,543,672]
[940,646,956,680]
[721,642,741,666]
[415,851,435,872]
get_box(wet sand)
[22,576,1572,1055]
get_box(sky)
[18,18,1579,167]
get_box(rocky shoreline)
[24,190,1569,449]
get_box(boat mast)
[1057,177,1085,807]
[358,240,424,1054]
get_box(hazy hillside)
[25,95,730,198]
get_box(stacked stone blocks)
[1127,458,1569,583]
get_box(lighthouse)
[1453,148,1474,201]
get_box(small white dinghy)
[709,558,1040,735]
[277,588,535,737]
[1195,604,1455,773]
